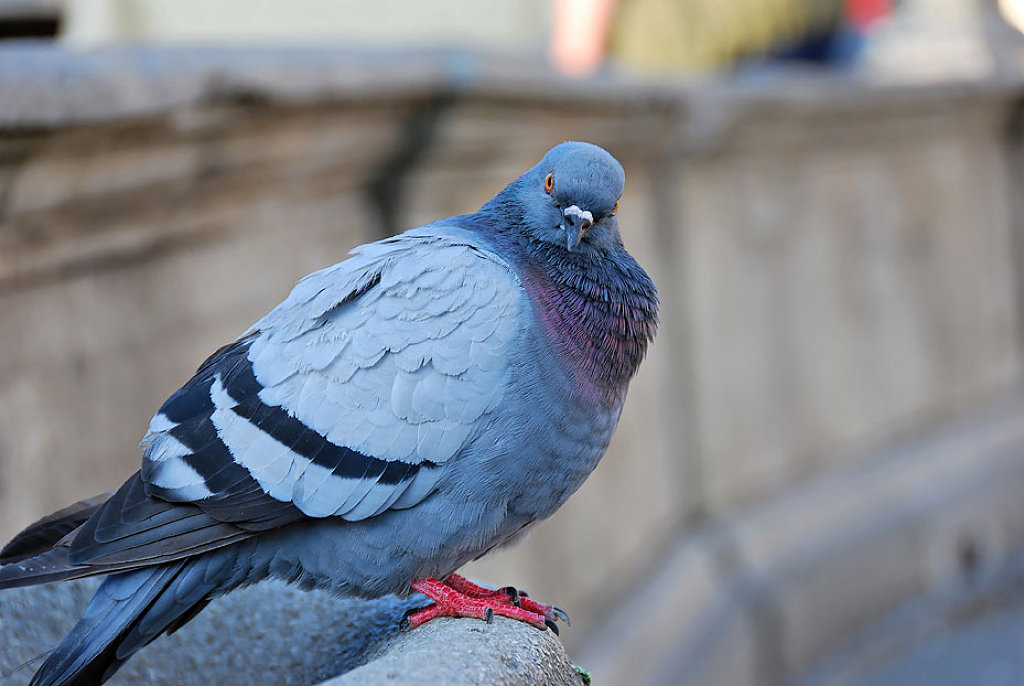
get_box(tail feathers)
[0,477,252,590]
[0,492,113,564]
[30,556,227,686]
[0,548,93,589]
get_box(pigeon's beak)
[562,206,594,252]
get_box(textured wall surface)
[1,46,1022,684]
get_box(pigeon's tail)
[0,494,114,590]
[0,547,97,589]
[30,556,226,686]
[0,474,258,591]
[0,492,112,565]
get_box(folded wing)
[3,229,522,580]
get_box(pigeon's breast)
[518,251,657,408]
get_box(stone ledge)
[0,577,580,686]
[0,43,1020,130]
[320,615,581,686]
[0,44,671,129]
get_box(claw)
[544,618,560,635]
[552,606,571,626]
[503,586,521,606]
[400,605,423,629]
[485,607,494,624]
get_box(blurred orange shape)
[550,0,619,77]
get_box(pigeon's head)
[513,141,626,253]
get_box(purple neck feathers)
[478,186,659,405]
[523,242,658,403]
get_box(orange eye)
[544,173,554,193]
[612,200,620,214]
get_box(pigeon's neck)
[517,237,658,405]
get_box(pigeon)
[0,141,658,686]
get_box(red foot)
[406,574,570,634]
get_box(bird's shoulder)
[259,223,521,334]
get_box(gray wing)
[142,229,522,523]
[0,229,524,585]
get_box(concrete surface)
[0,577,580,685]
[322,616,581,686]
[859,605,1024,686]
[798,547,1024,685]
[853,598,1024,686]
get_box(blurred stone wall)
[1,46,1022,683]
[678,84,1021,508]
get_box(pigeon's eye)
[612,200,620,215]
[544,173,554,194]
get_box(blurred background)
[2,0,1024,684]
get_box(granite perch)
[0,141,658,686]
